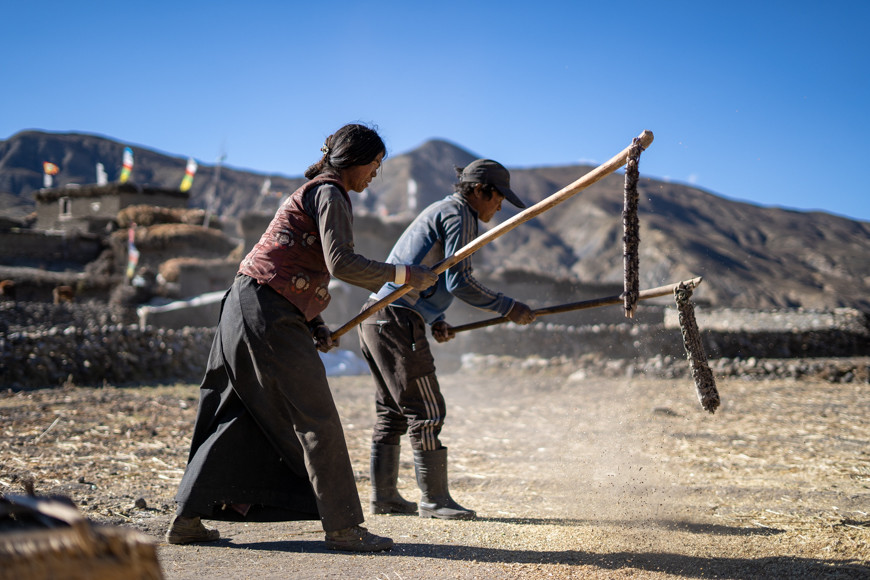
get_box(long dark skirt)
[174,274,364,532]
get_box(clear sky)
[2,1,868,221]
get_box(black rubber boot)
[413,447,476,520]
[370,443,417,515]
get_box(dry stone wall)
[1,302,213,390]
[1,301,868,390]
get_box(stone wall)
[460,353,870,384]
[1,302,213,389]
[439,315,870,367]
[2,301,868,391]
[0,230,103,270]
[664,307,869,334]
[0,266,116,303]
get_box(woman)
[166,123,437,552]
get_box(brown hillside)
[2,131,868,311]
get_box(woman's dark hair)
[304,123,386,179]
[453,166,496,199]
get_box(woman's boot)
[370,443,417,515]
[413,447,475,520]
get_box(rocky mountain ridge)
[0,130,304,220]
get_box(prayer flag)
[120,147,134,183]
[43,161,59,188]
[126,224,140,280]
[180,157,197,192]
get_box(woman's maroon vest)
[238,177,349,320]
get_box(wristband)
[394,264,407,285]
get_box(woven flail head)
[674,282,720,413]
[622,137,643,319]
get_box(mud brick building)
[33,183,188,234]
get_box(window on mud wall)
[59,197,72,220]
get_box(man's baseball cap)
[459,159,526,209]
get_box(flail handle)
[450,276,702,334]
[330,130,655,340]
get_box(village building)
[1,182,243,308]
[33,182,188,234]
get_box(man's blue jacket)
[371,193,515,324]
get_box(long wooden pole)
[449,276,702,334]
[330,129,655,339]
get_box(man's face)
[471,184,505,222]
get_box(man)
[358,159,536,520]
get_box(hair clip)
[320,144,330,155]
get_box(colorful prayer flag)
[180,157,197,192]
[43,161,59,187]
[120,147,134,183]
[126,224,140,280]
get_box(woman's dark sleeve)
[313,184,396,292]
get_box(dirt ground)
[2,358,869,579]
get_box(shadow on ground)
[476,516,786,537]
[213,537,868,578]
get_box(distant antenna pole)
[203,150,226,229]
[254,177,271,212]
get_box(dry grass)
[1,365,868,579]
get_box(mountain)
[367,138,870,311]
[1,130,868,311]
[362,138,477,214]
[0,130,305,219]
[501,170,870,310]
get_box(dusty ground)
[2,358,869,579]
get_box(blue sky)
[2,1,869,221]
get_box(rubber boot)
[370,443,417,515]
[413,447,476,520]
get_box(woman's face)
[341,152,384,192]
